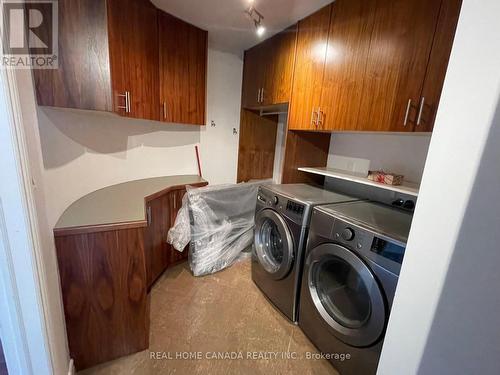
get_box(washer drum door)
[306,243,386,347]
[254,209,294,280]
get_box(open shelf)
[298,166,420,197]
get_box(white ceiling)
[151,0,332,55]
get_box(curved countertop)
[54,175,206,235]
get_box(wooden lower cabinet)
[55,227,149,371]
[145,182,207,288]
[55,181,207,370]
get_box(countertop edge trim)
[54,220,148,237]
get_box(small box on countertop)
[368,171,404,186]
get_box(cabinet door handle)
[317,108,323,127]
[260,88,264,103]
[126,91,131,113]
[403,99,412,127]
[257,88,261,103]
[163,102,167,120]
[116,91,130,113]
[417,97,425,126]
[311,108,318,126]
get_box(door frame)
[0,65,68,374]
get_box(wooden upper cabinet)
[261,25,297,106]
[242,45,265,109]
[158,12,207,125]
[32,0,208,125]
[32,0,112,111]
[319,0,376,131]
[241,25,297,109]
[356,0,443,132]
[288,5,333,131]
[107,0,159,121]
[417,0,462,132]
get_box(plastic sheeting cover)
[167,180,270,276]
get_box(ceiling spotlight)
[245,6,266,37]
[256,24,266,37]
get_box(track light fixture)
[245,5,266,37]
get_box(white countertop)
[55,175,206,230]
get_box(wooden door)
[237,109,278,182]
[356,0,442,132]
[261,25,297,106]
[32,0,112,111]
[288,5,333,131]
[417,0,462,132]
[319,0,376,131]
[242,45,265,109]
[158,12,208,125]
[107,0,159,121]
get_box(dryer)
[299,201,413,375]
[252,184,359,322]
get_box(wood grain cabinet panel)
[242,44,266,109]
[356,0,442,132]
[158,12,208,125]
[242,26,297,109]
[288,5,333,130]
[145,182,207,288]
[33,0,208,125]
[319,0,376,131]
[237,109,278,182]
[55,228,149,370]
[145,194,170,287]
[107,0,160,121]
[32,0,112,111]
[261,25,297,106]
[417,0,462,132]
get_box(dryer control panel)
[256,188,308,226]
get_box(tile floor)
[80,259,337,375]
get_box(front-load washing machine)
[252,184,359,322]
[299,201,413,374]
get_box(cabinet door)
[417,0,462,132]
[261,25,297,106]
[33,0,112,111]
[288,5,333,131]
[242,45,265,109]
[158,12,207,125]
[356,0,442,132]
[145,195,170,288]
[320,0,376,131]
[167,189,189,265]
[107,0,159,121]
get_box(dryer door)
[306,243,386,347]
[254,209,294,280]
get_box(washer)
[252,184,360,322]
[299,201,413,375]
